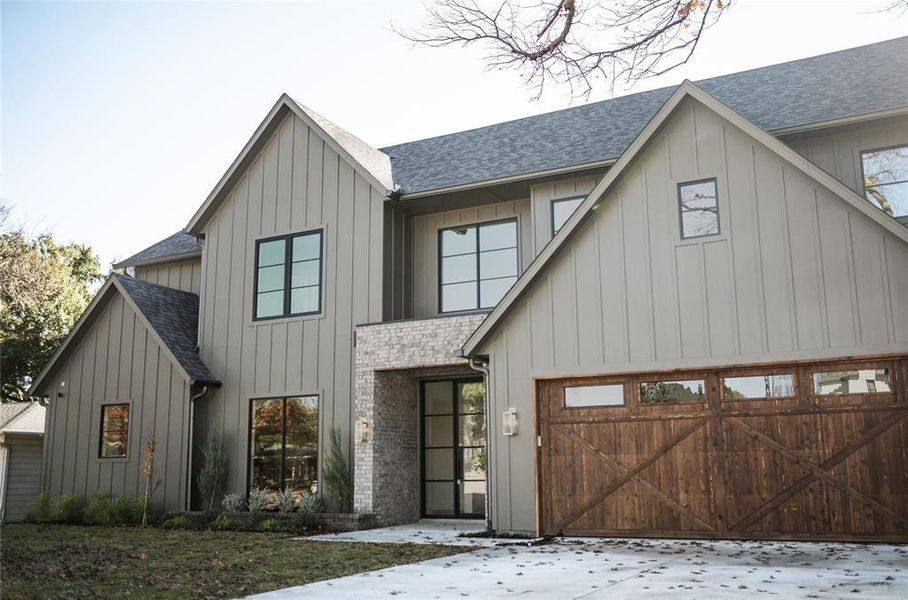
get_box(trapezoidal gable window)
[254,229,323,320]
[861,145,908,218]
[439,219,518,313]
[678,178,719,239]
[249,396,319,506]
[99,403,129,458]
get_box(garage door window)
[812,369,891,395]
[723,374,794,399]
[565,384,624,408]
[640,380,704,405]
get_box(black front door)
[421,379,486,518]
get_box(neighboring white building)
[0,402,46,522]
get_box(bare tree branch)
[396,0,731,98]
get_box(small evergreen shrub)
[222,493,245,513]
[26,492,54,523]
[83,492,113,525]
[324,427,352,512]
[299,493,324,515]
[209,514,234,531]
[55,494,80,523]
[246,487,268,513]
[111,496,143,525]
[258,517,281,532]
[161,515,190,529]
[275,488,297,513]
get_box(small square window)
[678,179,719,239]
[861,145,908,218]
[99,404,129,458]
[551,196,585,236]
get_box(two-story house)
[30,37,908,541]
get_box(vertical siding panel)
[850,216,891,345]
[621,170,654,362]
[573,220,604,366]
[261,133,279,236]
[703,240,736,356]
[307,131,324,226]
[885,236,908,342]
[276,117,294,229]
[600,191,628,363]
[675,244,707,358]
[529,278,555,370]
[291,115,310,230]
[816,196,858,347]
[550,252,578,369]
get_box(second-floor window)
[861,145,908,218]
[439,219,518,313]
[551,196,584,236]
[254,230,323,320]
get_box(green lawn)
[0,524,468,599]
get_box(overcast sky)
[3,0,906,269]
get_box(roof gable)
[186,94,392,234]
[462,81,908,356]
[29,275,219,395]
[114,231,202,269]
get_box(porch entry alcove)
[421,379,487,518]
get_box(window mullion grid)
[282,238,292,318]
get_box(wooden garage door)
[536,356,908,542]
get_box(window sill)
[250,312,326,327]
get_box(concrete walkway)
[250,527,908,599]
[305,518,499,547]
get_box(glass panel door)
[421,379,486,518]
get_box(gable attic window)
[99,404,129,458]
[551,196,585,236]
[678,178,720,239]
[861,145,908,218]
[439,219,518,313]
[254,230,323,320]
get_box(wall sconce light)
[502,407,518,436]
[355,419,371,444]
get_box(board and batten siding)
[411,199,533,319]
[781,114,908,196]
[478,98,908,533]
[383,203,414,321]
[134,258,202,294]
[196,112,385,499]
[40,292,191,510]
[2,437,44,522]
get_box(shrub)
[161,515,190,529]
[26,492,54,523]
[55,494,81,523]
[299,493,325,515]
[209,514,234,531]
[83,492,113,525]
[275,488,297,513]
[246,487,268,513]
[323,427,352,512]
[222,493,245,513]
[259,517,281,532]
[111,496,143,525]
[197,427,228,512]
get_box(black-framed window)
[861,145,908,218]
[439,219,518,313]
[254,230,323,320]
[678,178,719,239]
[249,396,319,505]
[551,196,584,236]
[99,404,129,458]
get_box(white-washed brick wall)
[353,314,485,524]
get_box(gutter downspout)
[0,441,9,522]
[467,356,493,535]
[186,384,209,511]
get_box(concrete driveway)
[248,524,907,599]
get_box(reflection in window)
[813,369,891,395]
[100,404,129,458]
[678,179,719,239]
[565,384,624,407]
[861,146,908,217]
[250,396,319,506]
[254,230,322,320]
[640,380,705,404]
[440,220,518,313]
[551,196,584,235]
[723,374,794,399]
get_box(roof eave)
[113,250,203,270]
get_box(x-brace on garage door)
[536,356,908,542]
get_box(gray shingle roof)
[114,231,202,268]
[114,274,218,385]
[381,36,908,194]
